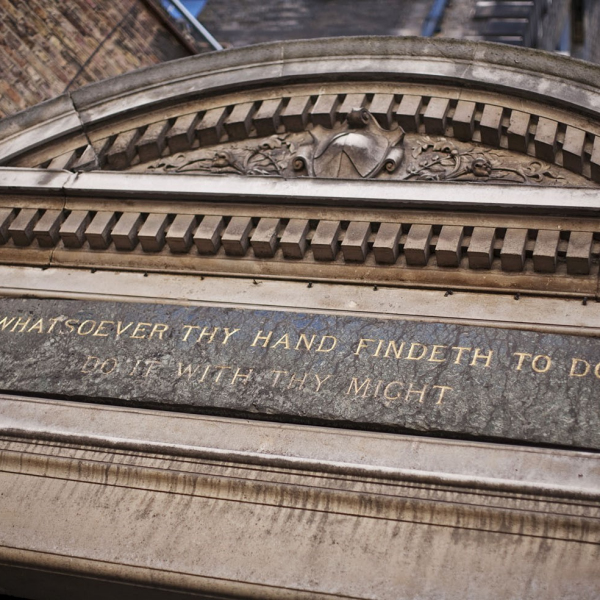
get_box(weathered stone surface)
[5,38,600,188]
[1,298,599,449]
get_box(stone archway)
[0,38,599,600]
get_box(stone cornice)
[0,169,599,298]
[1,38,600,187]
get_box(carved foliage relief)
[141,108,574,186]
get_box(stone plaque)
[1,298,599,449]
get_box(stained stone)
[1,298,599,450]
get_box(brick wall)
[2,0,598,122]
[0,0,193,118]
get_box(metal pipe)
[165,0,223,51]
[421,0,450,37]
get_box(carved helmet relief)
[293,108,405,179]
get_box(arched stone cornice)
[0,37,599,185]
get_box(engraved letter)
[354,338,375,356]
[93,321,114,337]
[81,356,99,373]
[570,358,590,377]
[270,370,288,386]
[47,318,60,334]
[129,359,142,376]
[384,341,405,359]
[130,322,151,339]
[143,360,160,377]
[273,333,291,349]
[288,372,308,389]
[406,343,427,361]
[428,345,448,363]
[101,358,118,374]
[64,319,79,334]
[196,365,211,382]
[513,352,532,371]
[346,377,371,397]
[451,346,471,365]
[231,367,253,384]
[383,381,403,402]
[471,348,493,367]
[197,326,219,344]
[406,383,428,403]
[532,355,552,373]
[116,321,134,337]
[213,366,232,382]
[295,334,317,351]
[149,323,169,340]
[0,317,16,331]
[222,328,240,344]
[181,325,200,342]
[28,318,44,334]
[11,317,31,333]
[177,363,203,379]
[252,330,273,347]
[432,385,453,405]
[316,336,337,353]
[314,373,331,392]
[373,340,385,357]
[77,320,97,336]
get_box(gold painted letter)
[471,348,493,367]
[406,343,427,361]
[252,330,273,347]
[346,377,371,397]
[432,385,453,405]
[316,336,337,353]
[354,338,375,356]
[570,358,590,377]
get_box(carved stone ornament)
[293,108,405,178]
[403,137,565,185]
[141,108,577,186]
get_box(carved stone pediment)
[137,112,576,187]
[2,39,600,189]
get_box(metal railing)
[163,0,223,51]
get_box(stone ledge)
[0,395,599,599]
[0,192,598,296]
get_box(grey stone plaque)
[1,297,600,449]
